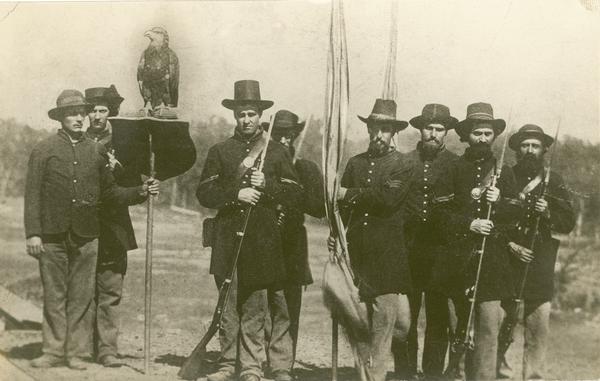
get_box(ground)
[1,198,599,380]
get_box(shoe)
[99,354,122,368]
[239,374,261,381]
[273,370,293,381]
[30,354,63,368]
[67,357,88,370]
[206,369,235,381]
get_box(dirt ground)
[1,198,600,380]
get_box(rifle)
[444,119,512,378]
[496,119,561,367]
[178,116,275,380]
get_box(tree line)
[1,117,599,239]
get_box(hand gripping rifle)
[178,116,275,380]
[496,119,561,364]
[444,122,512,378]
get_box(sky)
[0,0,599,143]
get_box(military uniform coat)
[509,164,575,301]
[24,129,146,240]
[279,158,325,286]
[403,145,458,291]
[431,151,519,301]
[340,149,413,300]
[196,131,303,290]
[86,126,144,270]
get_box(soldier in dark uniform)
[392,104,459,380]
[431,103,518,380]
[262,110,325,381]
[196,80,302,381]
[84,85,152,367]
[496,124,575,380]
[332,99,413,381]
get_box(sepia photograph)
[0,1,599,380]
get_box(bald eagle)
[137,27,179,114]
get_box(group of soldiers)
[197,80,575,381]
[24,78,575,381]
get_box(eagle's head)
[144,27,169,48]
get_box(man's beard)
[368,138,390,155]
[464,142,493,161]
[89,121,107,132]
[421,138,443,156]
[516,152,544,175]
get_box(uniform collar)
[58,128,85,144]
[233,128,263,143]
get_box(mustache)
[424,137,441,144]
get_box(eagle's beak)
[144,31,151,38]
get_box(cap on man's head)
[508,124,554,151]
[48,89,93,121]
[222,80,274,112]
[455,102,506,142]
[409,104,457,130]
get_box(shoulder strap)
[235,135,268,180]
[519,171,544,197]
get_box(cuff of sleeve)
[223,187,241,208]
[25,232,41,239]
[344,188,363,204]
[134,186,149,203]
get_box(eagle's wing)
[168,48,179,107]
[137,50,147,99]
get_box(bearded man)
[496,124,575,380]
[330,98,413,381]
[393,104,459,380]
[431,102,519,380]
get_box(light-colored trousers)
[498,300,551,380]
[357,293,410,381]
[39,234,98,359]
[266,286,296,374]
[215,273,268,378]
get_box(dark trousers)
[94,254,126,359]
[393,290,451,379]
[39,234,98,358]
